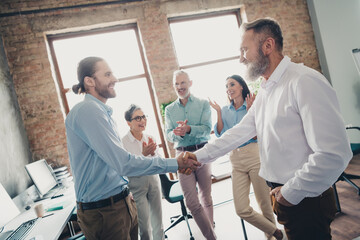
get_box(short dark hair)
[124,104,141,122]
[226,75,250,102]
[241,18,283,51]
[72,56,104,94]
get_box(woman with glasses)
[121,104,165,240]
[209,75,285,240]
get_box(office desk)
[2,185,75,240]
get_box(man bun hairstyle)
[242,17,283,52]
[73,56,104,94]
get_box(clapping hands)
[174,120,191,136]
[208,98,221,113]
[176,152,201,175]
[142,137,157,156]
[245,93,256,111]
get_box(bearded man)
[65,57,200,240]
[185,18,352,240]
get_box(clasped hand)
[176,152,200,175]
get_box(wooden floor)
[331,153,360,240]
[59,154,360,240]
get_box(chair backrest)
[346,126,360,155]
[159,174,178,202]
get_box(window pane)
[170,14,240,66]
[53,29,145,89]
[64,78,163,156]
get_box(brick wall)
[0,0,319,164]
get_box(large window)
[169,11,255,179]
[169,11,257,126]
[48,25,168,157]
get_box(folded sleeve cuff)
[195,148,209,164]
[166,158,179,172]
[280,184,305,205]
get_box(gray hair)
[173,69,190,83]
[124,104,141,122]
[241,18,283,52]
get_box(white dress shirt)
[196,56,353,204]
[121,131,159,157]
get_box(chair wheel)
[165,234,168,239]
[190,237,195,240]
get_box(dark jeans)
[77,195,138,240]
[272,187,337,240]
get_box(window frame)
[47,24,170,157]
[168,9,242,70]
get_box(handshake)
[176,152,200,175]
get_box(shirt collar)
[227,101,247,111]
[126,130,137,143]
[261,56,291,90]
[85,94,113,116]
[126,130,144,143]
[176,94,193,105]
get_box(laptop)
[0,183,20,230]
[25,159,59,201]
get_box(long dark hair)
[72,56,104,94]
[226,75,250,103]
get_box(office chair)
[67,233,85,240]
[333,125,360,212]
[66,209,86,240]
[159,174,194,240]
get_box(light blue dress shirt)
[65,94,178,203]
[214,101,256,148]
[165,94,211,148]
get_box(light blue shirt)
[65,94,178,203]
[214,101,256,148]
[165,94,211,148]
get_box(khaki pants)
[272,187,337,240]
[176,149,216,240]
[230,142,277,239]
[77,195,138,240]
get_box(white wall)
[0,37,32,197]
[307,0,360,142]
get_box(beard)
[94,81,116,99]
[245,47,269,82]
[177,88,190,99]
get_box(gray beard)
[245,49,269,82]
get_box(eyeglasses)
[131,115,147,122]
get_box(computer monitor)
[25,159,58,197]
[0,183,20,228]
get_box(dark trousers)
[77,195,138,240]
[272,187,337,240]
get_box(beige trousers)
[230,142,277,239]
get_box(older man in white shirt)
[186,18,353,240]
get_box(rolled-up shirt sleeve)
[69,103,178,176]
[281,74,353,204]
